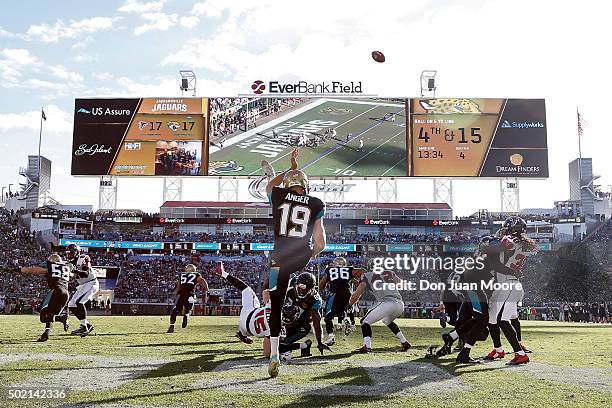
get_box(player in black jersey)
[438,236,496,363]
[167,264,208,333]
[20,254,70,342]
[262,148,327,378]
[319,256,364,345]
[263,272,329,361]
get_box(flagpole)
[576,107,583,214]
[38,107,44,189]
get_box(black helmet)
[502,216,527,236]
[295,272,316,299]
[66,244,80,261]
[282,303,301,325]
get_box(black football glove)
[317,341,332,354]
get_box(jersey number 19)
[278,203,311,238]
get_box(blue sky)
[0,0,610,214]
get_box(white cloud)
[0,105,72,133]
[23,17,114,43]
[118,0,167,13]
[180,16,200,28]
[1,48,39,65]
[134,13,178,35]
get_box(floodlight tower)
[421,70,453,209]
[179,70,197,97]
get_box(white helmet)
[332,257,347,267]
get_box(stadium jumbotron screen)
[71,98,209,176]
[71,97,547,179]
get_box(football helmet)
[283,169,309,194]
[501,216,527,236]
[48,253,62,263]
[185,264,197,273]
[66,244,80,261]
[295,272,316,299]
[332,257,347,267]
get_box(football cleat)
[353,345,372,354]
[456,348,481,364]
[326,334,336,346]
[268,355,280,378]
[437,333,454,356]
[401,341,412,351]
[521,344,533,354]
[182,315,188,328]
[483,349,505,361]
[235,331,253,344]
[80,323,94,337]
[300,339,313,357]
[335,323,343,332]
[166,325,175,333]
[57,314,69,332]
[506,353,529,365]
[37,331,49,342]
[261,160,275,180]
[71,325,87,335]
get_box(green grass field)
[208,99,408,178]
[0,316,610,407]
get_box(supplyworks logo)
[251,80,363,95]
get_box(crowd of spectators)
[113,255,266,304]
[210,98,307,141]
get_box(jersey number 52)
[277,203,311,238]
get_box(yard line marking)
[247,104,380,175]
[301,108,404,171]
[339,129,405,174]
[381,156,406,176]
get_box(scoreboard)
[71,97,547,179]
[409,98,547,177]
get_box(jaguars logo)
[209,160,244,175]
[419,98,481,114]
[320,107,353,115]
[167,121,181,131]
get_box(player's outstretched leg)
[167,307,179,333]
[511,317,531,353]
[354,322,373,353]
[387,322,411,351]
[500,320,528,365]
[268,265,290,378]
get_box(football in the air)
[371,50,385,63]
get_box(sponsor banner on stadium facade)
[387,243,414,252]
[58,239,163,249]
[194,242,221,250]
[250,243,274,251]
[248,243,357,252]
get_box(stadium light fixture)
[179,70,197,96]
[420,70,437,97]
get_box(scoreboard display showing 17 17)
[409,98,548,178]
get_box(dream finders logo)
[251,80,362,95]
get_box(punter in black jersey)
[21,254,70,342]
[263,272,329,361]
[319,256,364,345]
[261,148,327,378]
[167,264,208,333]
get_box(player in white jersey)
[65,244,99,337]
[349,270,411,353]
[215,262,271,341]
[484,217,537,365]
